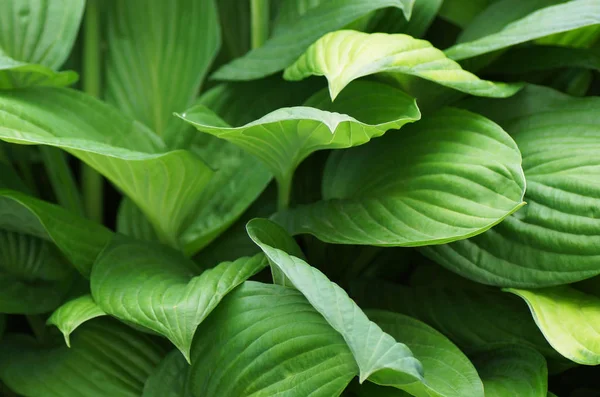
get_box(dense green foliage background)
[0,0,599,396]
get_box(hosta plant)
[1,0,599,396]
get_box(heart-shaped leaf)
[472,345,548,397]
[179,81,420,208]
[445,0,600,60]
[0,319,166,397]
[506,286,600,365]
[47,295,106,347]
[247,219,424,389]
[0,0,83,88]
[422,85,600,287]
[91,236,267,361]
[189,281,358,397]
[0,87,213,248]
[212,0,414,81]
[284,30,520,100]
[143,350,192,397]
[0,189,112,276]
[274,107,525,247]
[104,0,220,139]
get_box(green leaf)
[91,237,267,361]
[438,0,490,28]
[472,345,548,397]
[422,85,600,287]
[370,0,444,38]
[0,230,74,314]
[445,0,600,60]
[189,281,358,397]
[0,87,213,248]
[506,286,600,365]
[143,350,192,397]
[105,0,220,138]
[0,189,112,276]
[363,310,485,397]
[47,295,106,347]
[349,279,558,360]
[284,30,521,100]
[247,219,424,388]
[274,107,525,247]
[116,198,160,243]
[211,0,414,80]
[0,0,83,88]
[0,319,166,397]
[179,81,420,205]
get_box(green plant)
[0,0,599,396]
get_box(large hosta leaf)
[506,286,600,365]
[143,350,192,397]
[349,279,558,359]
[359,310,484,397]
[105,0,220,138]
[0,319,166,397]
[47,295,106,347]
[422,85,600,287]
[284,30,520,100]
[212,0,414,80]
[472,345,548,397]
[247,219,424,388]
[0,230,74,314]
[189,281,358,397]
[274,107,525,247]
[0,0,83,88]
[90,237,267,361]
[445,0,600,60]
[0,189,112,276]
[179,81,420,204]
[0,87,213,247]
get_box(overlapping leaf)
[0,0,83,88]
[284,30,520,100]
[0,189,112,276]
[472,345,548,397]
[179,81,420,206]
[247,219,424,388]
[189,281,358,397]
[143,350,192,397]
[90,237,267,361]
[0,87,213,248]
[423,85,600,287]
[212,0,414,80]
[0,319,166,397]
[47,295,106,347]
[445,0,600,60]
[274,107,525,247]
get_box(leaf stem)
[40,147,85,216]
[250,0,270,49]
[277,177,292,211]
[82,0,104,223]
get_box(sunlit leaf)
[47,294,106,347]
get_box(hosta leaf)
[438,0,490,28]
[91,237,267,361]
[0,319,165,397]
[47,295,106,347]
[179,81,420,203]
[370,0,443,38]
[0,0,83,88]
[274,107,525,247]
[363,310,485,397]
[105,0,220,138]
[0,189,112,276]
[143,350,192,397]
[472,345,548,397]
[0,230,74,314]
[0,87,213,248]
[116,199,160,243]
[0,315,4,338]
[247,219,424,388]
[422,85,600,287]
[506,286,600,365]
[211,0,414,80]
[445,0,600,60]
[189,281,358,397]
[284,30,520,100]
[349,280,557,359]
